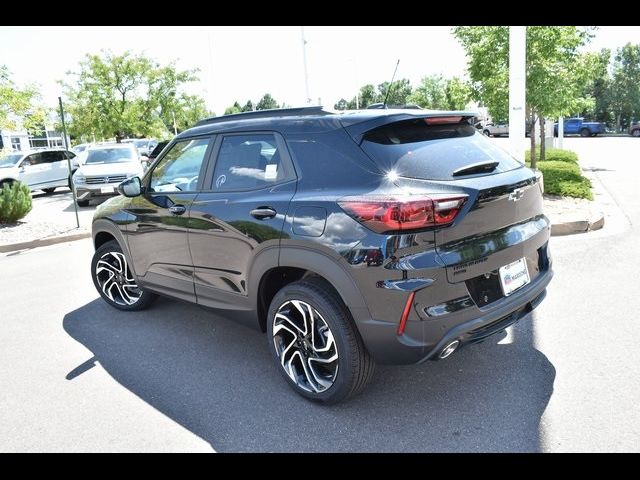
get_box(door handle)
[250,207,277,220]
[169,205,186,216]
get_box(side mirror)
[118,176,142,197]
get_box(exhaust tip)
[438,340,460,359]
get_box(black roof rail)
[195,106,330,126]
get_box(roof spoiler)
[341,111,479,144]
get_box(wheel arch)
[92,219,136,275]
[250,246,371,333]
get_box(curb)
[0,231,91,253]
[550,212,605,236]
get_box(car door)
[17,152,45,188]
[188,132,297,310]
[564,119,579,134]
[44,150,70,187]
[125,136,214,301]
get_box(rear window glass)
[361,119,524,180]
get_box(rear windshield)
[361,119,524,180]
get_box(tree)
[256,93,279,110]
[347,84,378,109]
[241,100,254,112]
[580,49,611,124]
[62,50,207,141]
[445,77,473,110]
[0,66,47,132]
[454,26,595,167]
[610,43,640,131]
[409,75,448,109]
[377,78,412,106]
[334,98,348,110]
[224,102,242,115]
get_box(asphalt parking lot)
[1,137,639,452]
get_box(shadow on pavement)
[63,297,555,452]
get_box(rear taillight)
[338,195,467,233]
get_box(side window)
[211,134,290,191]
[64,151,76,159]
[41,151,65,163]
[22,153,42,166]
[149,137,211,193]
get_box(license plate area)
[100,186,115,194]
[499,258,530,296]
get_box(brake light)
[424,116,463,125]
[338,195,467,233]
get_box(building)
[0,127,68,151]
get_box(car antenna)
[382,59,400,109]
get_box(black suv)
[91,107,553,404]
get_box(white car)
[482,122,509,137]
[72,144,143,207]
[0,149,77,193]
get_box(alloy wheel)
[95,251,142,306]
[272,300,339,393]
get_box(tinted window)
[211,134,289,191]
[85,147,137,164]
[361,119,524,181]
[149,138,210,193]
[41,151,66,163]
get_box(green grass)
[525,148,578,164]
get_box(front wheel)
[483,130,491,136]
[632,129,640,137]
[267,278,375,404]
[77,200,90,207]
[580,128,591,137]
[42,187,56,194]
[91,240,157,311]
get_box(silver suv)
[0,148,77,193]
[72,144,143,207]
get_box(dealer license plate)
[499,258,530,296]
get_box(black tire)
[77,200,90,207]
[0,179,13,189]
[632,129,640,137]
[483,129,491,136]
[42,187,56,194]
[266,278,375,404]
[580,128,590,137]
[91,240,157,311]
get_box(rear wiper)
[452,161,499,177]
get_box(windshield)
[85,148,137,164]
[133,140,148,148]
[0,153,23,167]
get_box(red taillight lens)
[338,195,467,233]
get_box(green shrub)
[0,181,33,223]
[525,148,578,163]
[528,160,593,200]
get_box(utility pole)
[58,97,80,229]
[172,111,178,135]
[301,26,311,104]
[508,26,526,162]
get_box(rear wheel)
[267,278,375,404]
[483,129,491,136]
[632,129,640,137]
[42,187,56,194]
[580,128,591,137]
[91,240,157,311]
[77,199,90,207]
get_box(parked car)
[482,122,509,137]
[71,143,93,155]
[90,106,552,403]
[554,118,606,137]
[73,144,143,207]
[0,148,77,192]
[629,122,640,137]
[122,138,158,157]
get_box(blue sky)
[1,26,639,115]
